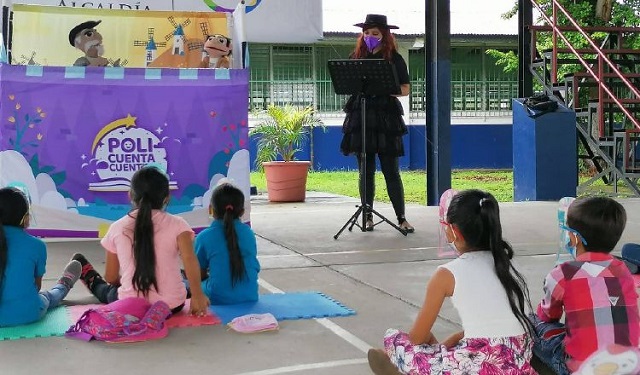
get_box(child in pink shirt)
[73,166,209,315]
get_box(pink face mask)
[364,35,382,52]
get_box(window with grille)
[248,43,517,118]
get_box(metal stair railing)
[528,0,640,196]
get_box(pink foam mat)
[67,300,220,329]
[165,300,220,328]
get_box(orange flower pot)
[263,161,310,202]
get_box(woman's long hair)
[128,167,169,296]
[0,188,30,300]
[210,183,246,287]
[351,26,396,61]
[447,189,535,336]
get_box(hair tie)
[479,198,488,207]
[225,204,234,211]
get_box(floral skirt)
[383,329,538,375]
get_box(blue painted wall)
[249,123,513,171]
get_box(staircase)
[528,0,640,196]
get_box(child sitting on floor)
[0,187,81,327]
[619,242,640,274]
[195,182,260,305]
[368,189,537,374]
[73,166,209,316]
[531,196,639,374]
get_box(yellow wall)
[11,4,229,67]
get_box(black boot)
[398,216,415,233]
[364,212,374,231]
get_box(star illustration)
[91,171,96,176]
[156,127,163,134]
[81,154,86,160]
[123,114,137,127]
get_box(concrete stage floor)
[2,192,639,375]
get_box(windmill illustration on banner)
[187,22,212,61]
[107,58,129,67]
[134,28,167,66]
[17,51,40,66]
[164,16,192,56]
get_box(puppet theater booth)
[0,4,250,237]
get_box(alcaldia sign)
[56,1,152,10]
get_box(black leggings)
[90,277,185,314]
[356,153,406,221]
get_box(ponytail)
[0,223,7,300]
[448,190,535,337]
[479,197,535,336]
[210,183,247,286]
[132,196,158,296]
[0,188,30,301]
[128,166,168,297]
[223,205,246,287]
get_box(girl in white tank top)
[368,190,538,375]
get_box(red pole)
[552,1,558,84]
[598,55,605,138]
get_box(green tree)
[487,0,640,74]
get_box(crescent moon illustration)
[91,114,137,154]
[202,0,261,13]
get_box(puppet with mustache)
[69,20,111,67]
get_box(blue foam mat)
[209,292,356,324]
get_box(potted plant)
[250,104,324,202]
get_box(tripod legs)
[333,95,407,240]
[333,204,407,240]
[333,205,364,240]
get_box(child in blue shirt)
[0,187,81,327]
[195,183,260,305]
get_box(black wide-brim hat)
[69,20,102,47]
[354,14,399,30]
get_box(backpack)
[523,94,559,118]
[65,297,172,343]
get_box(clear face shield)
[6,182,34,227]
[438,189,459,259]
[556,197,577,264]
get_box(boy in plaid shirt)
[531,197,639,374]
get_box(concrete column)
[425,0,452,206]
[518,0,533,98]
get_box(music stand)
[327,59,408,239]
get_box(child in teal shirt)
[0,187,81,327]
[195,183,260,305]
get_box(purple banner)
[0,65,249,233]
